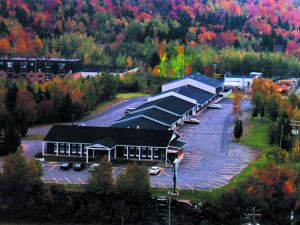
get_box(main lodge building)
[43,125,185,163]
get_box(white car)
[88,163,100,172]
[208,103,221,109]
[148,166,161,175]
[184,118,200,124]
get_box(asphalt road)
[27,96,147,136]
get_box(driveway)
[27,96,147,136]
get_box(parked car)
[60,162,73,170]
[184,118,200,124]
[125,108,136,114]
[74,162,85,171]
[88,163,100,172]
[207,103,221,109]
[148,166,161,175]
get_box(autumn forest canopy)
[1,0,300,77]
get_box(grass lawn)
[22,134,45,140]
[225,92,234,98]
[85,92,147,117]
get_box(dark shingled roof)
[91,137,117,149]
[167,73,223,88]
[116,108,181,125]
[111,117,169,130]
[44,125,174,147]
[133,96,196,115]
[165,85,215,105]
[169,139,186,149]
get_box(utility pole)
[168,162,178,225]
[279,123,284,148]
[246,207,261,225]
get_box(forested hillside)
[1,0,300,72]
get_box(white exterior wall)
[161,78,216,94]
[147,91,197,104]
[224,77,253,88]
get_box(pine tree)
[5,83,18,112]
[86,156,114,196]
[17,110,28,137]
[233,118,243,141]
[1,116,20,155]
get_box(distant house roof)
[168,73,223,88]
[134,96,196,116]
[116,108,181,126]
[81,65,138,74]
[163,85,215,105]
[44,125,174,148]
[224,74,254,79]
[111,117,169,130]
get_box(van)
[207,103,221,109]
[125,108,136,114]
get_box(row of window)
[124,147,160,158]
[1,62,66,68]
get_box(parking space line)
[65,177,72,184]
[163,171,170,176]
[203,182,218,188]
[49,165,59,172]
[78,178,85,184]
[53,177,59,184]
[158,182,167,188]
[112,167,116,173]
[185,183,193,190]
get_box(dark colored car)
[74,162,85,171]
[60,162,73,170]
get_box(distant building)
[0,57,82,83]
[113,73,224,130]
[224,72,263,90]
[78,65,139,78]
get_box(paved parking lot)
[42,162,125,184]
[150,98,255,190]
[39,98,256,190]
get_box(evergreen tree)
[0,150,43,220]
[5,83,18,112]
[115,163,150,201]
[266,95,280,122]
[86,156,114,196]
[1,116,20,155]
[17,110,28,137]
[233,118,243,141]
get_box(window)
[7,62,13,67]
[129,147,135,156]
[54,143,58,153]
[154,148,159,158]
[71,144,77,154]
[21,62,27,68]
[45,62,51,68]
[59,144,65,153]
[123,147,128,156]
[66,144,70,154]
[148,149,152,158]
[30,62,34,66]
[45,68,51,74]
[59,63,65,69]
[142,148,147,157]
